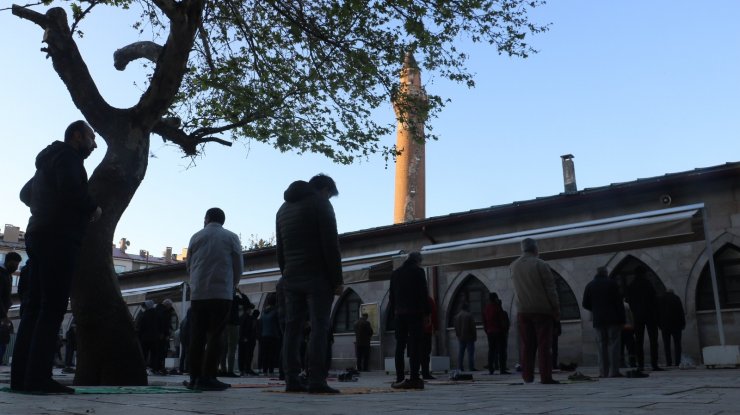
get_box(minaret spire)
[393,52,427,224]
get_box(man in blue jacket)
[12,121,101,394]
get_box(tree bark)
[72,126,151,386]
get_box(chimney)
[118,238,130,252]
[3,225,20,243]
[561,154,577,194]
[164,247,173,263]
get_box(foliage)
[30,0,548,164]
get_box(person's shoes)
[61,366,75,374]
[422,374,436,380]
[470,367,480,372]
[609,372,624,378]
[308,383,340,394]
[223,372,239,378]
[652,366,665,371]
[399,378,424,389]
[212,378,232,388]
[500,370,512,375]
[391,379,406,389]
[183,379,197,390]
[540,379,560,385]
[27,380,75,395]
[194,378,229,391]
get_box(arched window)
[609,256,667,298]
[333,290,362,333]
[447,275,489,327]
[696,244,740,311]
[553,271,581,321]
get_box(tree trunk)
[71,127,150,386]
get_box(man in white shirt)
[185,208,243,391]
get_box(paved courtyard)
[1,365,739,414]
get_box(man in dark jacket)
[626,266,662,371]
[353,313,373,371]
[12,120,101,394]
[276,174,343,394]
[390,252,430,390]
[582,267,625,378]
[454,303,477,371]
[483,292,509,375]
[658,289,685,366]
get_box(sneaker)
[401,378,424,389]
[194,378,229,391]
[540,379,560,385]
[391,379,406,389]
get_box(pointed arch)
[447,274,489,327]
[696,243,740,311]
[332,289,363,333]
[609,255,667,297]
[551,269,581,321]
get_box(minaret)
[393,52,427,224]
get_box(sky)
[1,1,738,258]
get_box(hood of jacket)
[35,141,79,170]
[283,180,316,203]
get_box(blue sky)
[1,1,738,258]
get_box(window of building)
[553,271,581,321]
[333,290,362,333]
[697,244,740,311]
[447,275,488,327]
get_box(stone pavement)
[1,365,739,414]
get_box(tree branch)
[113,41,163,70]
[151,118,232,156]
[151,0,177,19]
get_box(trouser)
[662,329,682,366]
[595,325,622,377]
[421,332,433,376]
[139,339,158,368]
[487,332,507,373]
[11,233,78,390]
[517,313,554,383]
[282,278,333,387]
[356,343,370,371]
[621,328,636,367]
[225,324,239,373]
[188,299,231,381]
[64,340,75,367]
[394,314,424,381]
[634,319,659,369]
[457,340,475,371]
[238,340,255,373]
[179,341,190,373]
[260,337,280,373]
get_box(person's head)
[361,313,369,320]
[309,174,338,199]
[4,252,21,274]
[64,120,97,159]
[405,251,423,266]
[461,302,470,311]
[252,309,260,318]
[144,300,155,310]
[489,292,499,303]
[521,238,538,255]
[162,298,173,309]
[204,207,226,226]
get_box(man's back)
[187,223,242,301]
[275,180,342,288]
[510,253,559,316]
[389,262,429,315]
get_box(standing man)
[389,252,430,390]
[454,303,477,372]
[626,266,662,372]
[658,289,685,367]
[510,238,560,384]
[582,267,624,378]
[186,207,243,391]
[277,174,343,394]
[0,252,22,362]
[354,313,373,372]
[12,120,101,394]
